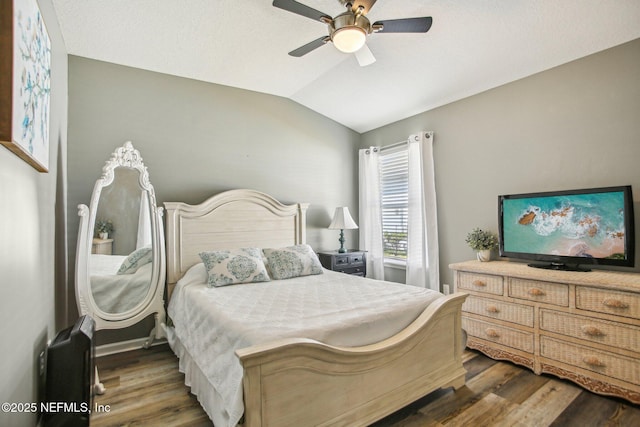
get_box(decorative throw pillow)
[117,246,153,275]
[199,248,270,287]
[262,244,324,280]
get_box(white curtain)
[136,191,152,249]
[358,147,385,280]
[406,132,439,291]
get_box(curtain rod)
[364,132,431,154]
[379,139,408,152]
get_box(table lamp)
[328,207,358,253]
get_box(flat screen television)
[498,185,635,271]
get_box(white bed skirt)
[166,326,238,426]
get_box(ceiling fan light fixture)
[275,1,433,62]
[332,26,366,53]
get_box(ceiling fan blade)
[273,0,332,23]
[288,36,330,57]
[354,44,376,67]
[342,0,378,15]
[373,17,433,33]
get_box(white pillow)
[117,246,153,275]
[199,248,270,287]
[262,244,323,280]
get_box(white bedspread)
[90,254,126,276]
[90,254,152,313]
[167,264,442,427]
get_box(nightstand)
[92,238,113,255]
[317,250,366,277]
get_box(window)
[379,147,409,261]
[359,132,436,287]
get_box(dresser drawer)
[509,278,568,307]
[540,336,640,385]
[336,266,365,276]
[331,253,365,266]
[334,255,350,266]
[348,254,365,266]
[463,295,534,327]
[462,317,534,353]
[318,251,367,277]
[540,309,640,353]
[576,286,640,320]
[457,272,504,296]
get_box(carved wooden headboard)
[164,189,309,289]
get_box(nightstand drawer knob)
[472,280,486,287]
[485,305,500,313]
[335,258,348,265]
[352,257,362,262]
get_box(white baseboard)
[95,337,167,358]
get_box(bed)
[163,189,468,427]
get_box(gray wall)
[67,56,361,342]
[362,38,640,288]
[0,1,68,425]
[67,38,640,343]
[96,168,144,256]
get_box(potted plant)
[95,219,114,240]
[465,228,498,262]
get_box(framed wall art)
[0,0,51,172]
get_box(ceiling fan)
[273,0,433,67]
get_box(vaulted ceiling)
[52,0,640,133]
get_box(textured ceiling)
[52,0,640,133]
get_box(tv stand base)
[528,262,591,272]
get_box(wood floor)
[92,344,640,427]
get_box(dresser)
[450,260,640,404]
[317,250,366,276]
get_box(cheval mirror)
[75,142,166,392]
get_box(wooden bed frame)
[164,189,468,426]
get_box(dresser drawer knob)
[486,305,500,313]
[485,328,500,338]
[582,356,605,367]
[602,298,629,309]
[472,279,487,287]
[528,288,546,297]
[580,325,604,337]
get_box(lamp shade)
[329,207,358,230]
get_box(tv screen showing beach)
[502,191,627,260]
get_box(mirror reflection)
[89,167,153,314]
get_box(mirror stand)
[75,142,166,393]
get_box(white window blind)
[379,147,409,260]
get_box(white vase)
[99,232,108,240]
[476,249,491,262]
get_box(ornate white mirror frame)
[75,142,166,349]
